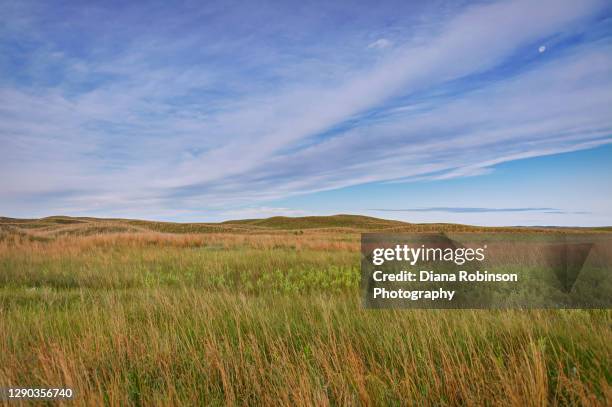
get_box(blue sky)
[1,0,611,226]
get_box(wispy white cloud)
[0,0,610,221]
[370,207,590,214]
[367,38,392,49]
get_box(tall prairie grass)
[0,221,610,406]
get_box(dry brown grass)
[0,217,610,406]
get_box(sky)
[1,0,611,226]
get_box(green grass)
[0,217,610,406]
[0,244,358,292]
[222,214,407,229]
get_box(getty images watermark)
[361,233,612,309]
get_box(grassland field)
[0,215,610,406]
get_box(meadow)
[0,215,610,406]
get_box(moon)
[538,45,547,53]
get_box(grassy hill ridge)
[1,214,609,239]
[222,214,408,229]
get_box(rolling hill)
[2,214,608,240]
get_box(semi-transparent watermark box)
[361,233,612,309]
